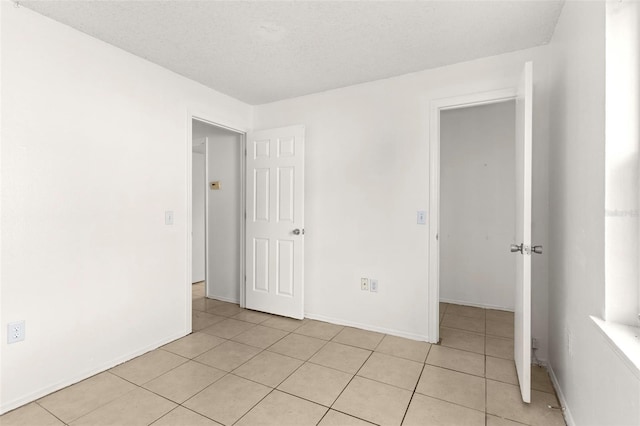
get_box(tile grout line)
[399,344,431,426]
[34,400,69,426]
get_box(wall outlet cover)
[7,321,25,344]
[360,278,369,291]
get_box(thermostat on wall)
[210,181,220,190]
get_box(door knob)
[292,229,303,235]
[510,244,522,253]
[532,245,543,254]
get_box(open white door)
[513,61,533,403]
[245,125,305,319]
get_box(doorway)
[191,118,245,306]
[439,100,516,312]
[428,61,534,404]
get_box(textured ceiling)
[21,1,564,105]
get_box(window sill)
[590,316,640,380]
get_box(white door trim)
[186,111,247,333]
[427,88,517,343]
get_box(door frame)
[427,88,517,343]
[186,111,247,333]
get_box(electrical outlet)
[7,321,25,344]
[532,337,538,349]
[370,279,379,292]
[360,278,369,291]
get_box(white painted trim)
[187,111,247,314]
[204,137,210,298]
[427,88,517,344]
[185,115,194,333]
[0,331,185,415]
[590,315,640,380]
[305,313,430,343]
[440,298,514,312]
[547,361,576,426]
[239,133,247,309]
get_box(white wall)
[440,101,516,310]
[253,45,551,359]
[604,0,640,326]
[193,121,243,303]
[0,3,251,413]
[192,151,206,283]
[547,2,640,425]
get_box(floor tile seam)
[399,361,427,425]
[162,339,230,360]
[485,332,515,339]
[229,313,274,325]
[324,408,380,425]
[148,405,184,426]
[432,340,491,358]
[439,323,487,335]
[353,370,421,393]
[314,409,331,426]
[116,350,193,386]
[305,357,367,376]
[373,347,430,364]
[204,342,265,372]
[325,349,375,412]
[172,405,224,426]
[139,364,229,405]
[179,371,239,411]
[201,326,258,341]
[59,386,143,425]
[443,312,488,321]
[34,400,70,425]
[274,386,339,410]
[439,342,486,355]
[485,413,530,425]
[259,321,304,333]
[530,386,557,396]
[228,328,293,350]
[412,390,488,415]
[331,330,387,350]
[440,325,487,338]
[227,351,305,390]
[424,361,486,379]
[291,329,333,341]
[323,338,378,352]
[366,348,430,367]
[228,388,290,426]
[264,335,330,361]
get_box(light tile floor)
[1,284,566,426]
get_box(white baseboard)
[440,297,514,312]
[304,312,430,342]
[547,361,575,426]
[206,294,239,304]
[0,329,188,415]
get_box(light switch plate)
[417,211,427,225]
[165,211,174,225]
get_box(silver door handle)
[292,229,304,235]
[510,244,522,253]
[532,245,543,254]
